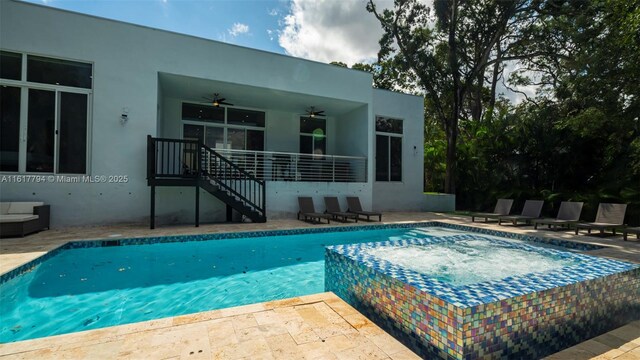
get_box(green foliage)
[358,0,640,224]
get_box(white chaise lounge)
[0,202,50,237]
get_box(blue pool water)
[0,226,575,343]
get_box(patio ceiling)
[158,72,367,116]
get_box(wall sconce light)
[120,107,129,125]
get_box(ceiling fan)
[302,106,325,118]
[202,93,233,107]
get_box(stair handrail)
[200,144,266,218]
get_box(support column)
[195,184,200,227]
[226,204,233,222]
[150,185,155,229]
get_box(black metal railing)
[147,136,266,221]
[147,136,200,179]
[201,144,265,218]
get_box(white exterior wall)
[372,89,425,211]
[0,0,422,226]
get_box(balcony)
[212,149,367,183]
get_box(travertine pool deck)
[1,212,639,359]
[0,292,419,359]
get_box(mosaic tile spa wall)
[325,235,640,359]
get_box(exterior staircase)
[146,136,266,228]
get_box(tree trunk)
[471,73,484,122]
[444,117,458,194]
[488,42,502,112]
[444,0,460,194]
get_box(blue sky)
[24,0,387,65]
[26,0,289,54]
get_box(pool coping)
[0,221,605,285]
[0,292,421,359]
[326,232,640,308]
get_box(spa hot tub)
[325,232,640,359]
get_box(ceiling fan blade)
[220,101,233,106]
[316,111,325,115]
[202,96,213,101]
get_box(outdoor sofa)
[0,201,50,237]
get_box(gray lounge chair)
[346,196,382,222]
[623,227,640,241]
[297,197,332,224]
[324,197,358,222]
[574,203,627,235]
[470,199,513,222]
[532,201,583,230]
[498,200,544,225]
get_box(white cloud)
[278,0,395,65]
[268,8,279,16]
[228,22,250,37]
[497,61,542,104]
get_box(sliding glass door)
[0,51,92,174]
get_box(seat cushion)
[7,202,44,215]
[0,214,39,223]
[0,202,10,215]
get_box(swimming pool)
[326,233,640,359]
[0,223,607,343]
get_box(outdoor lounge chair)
[324,197,358,222]
[346,196,382,222]
[574,203,627,236]
[297,197,332,224]
[532,201,583,230]
[623,227,640,241]
[470,199,513,222]
[498,200,544,225]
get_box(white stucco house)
[0,0,424,227]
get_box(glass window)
[375,117,403,134]
[390,137,402,181]
[205,126,224,148]
[376,116,402,181]
[0,86,21,171]
[27,55,92,89]
[227,108,265,127]
[376,135,389,181]
[300,116,327,155]
[182,103,224,123]
[300,117,326,134]
[26,89,56,173]
[183,124,204,143]
[227,128,246,150]
[247,129,264,151]
[300,136,312,155]
[0,51,22,80]
[58,92,88,174]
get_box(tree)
[366,0,568,194]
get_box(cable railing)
[211,148,367,182]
